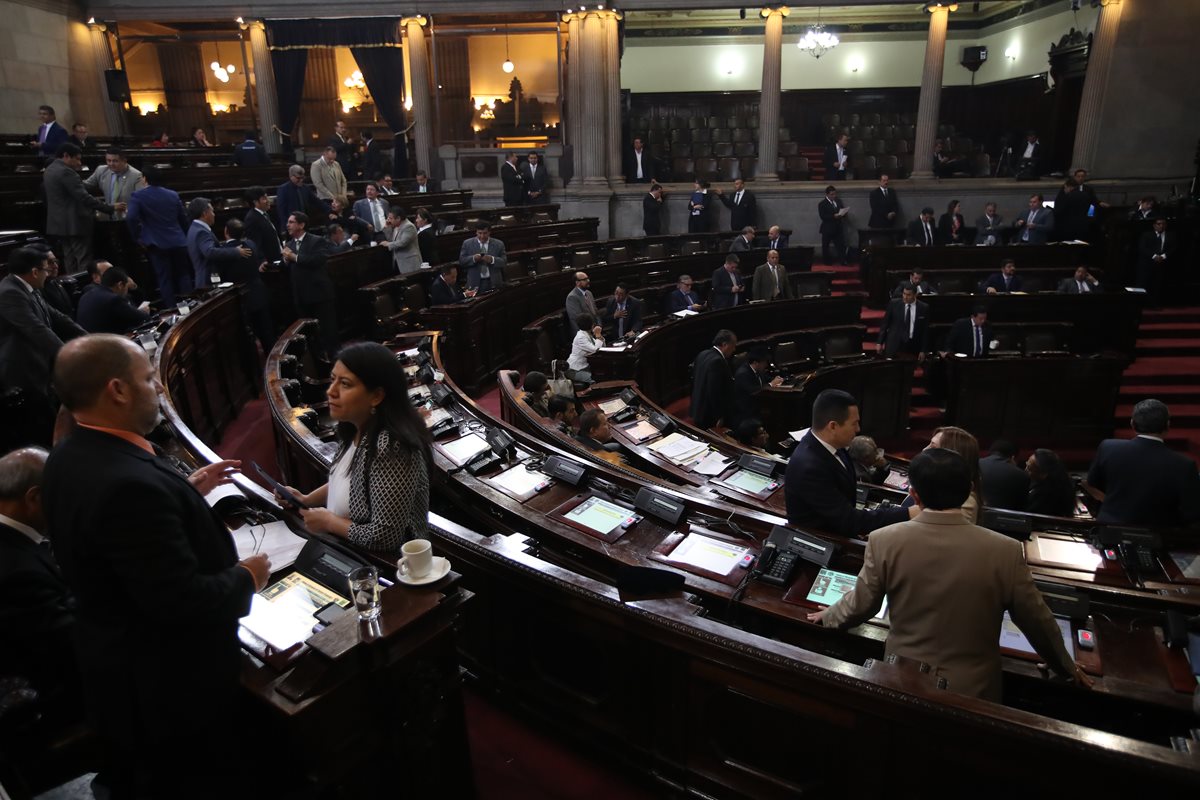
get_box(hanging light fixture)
[797,7,839,59]
[502,25,515,73]
[208,44,230,82]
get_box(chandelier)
[797,9,839,59]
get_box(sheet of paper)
[1034,538,1104,571]
[806,568,888,621]
[598,398,627,416]
[1000,612,1074,657]
[672,309,698,318]
[401,348,419,358]
[204,483,243,508]
[424,407,452,429]
[622,419,660,442]
[441,433,490,466]
[651,433,707,463]
[487,464,547,497]
[789,428,810,442]
[724,469,775,495]
[231,520,307,570]
[670,533,750,576]
[883,471,909,491]
[599,344,629,353]
[692,450,731,476]
[565,496,636,535]
[1170,552,1200,580]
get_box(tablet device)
[251,461,310,509]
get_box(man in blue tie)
[603,284,643,341]
[667,275,705,313]
[943,307,992,358]
[31,105,68,157]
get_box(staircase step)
[1119,385,1200,403]
[1140,321,1200,333]
[1116,404,1200,425]
[1134,339,1200,356]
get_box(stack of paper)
[648,432,708,465]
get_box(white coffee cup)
[399,538,433,579]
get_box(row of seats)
[821,111,916,127]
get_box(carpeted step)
[1121,357,1200,384]
[1134,338,1200,357]
[1139,321,1200,333]
[1118,385,1200,403]
[1116,403,1200,425]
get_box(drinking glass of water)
[348,565,381,621]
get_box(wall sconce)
[1004,45,1018,61]
[848,57,864,73]
[718,53,741,77]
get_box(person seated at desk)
[567,313,604,385]
[603,284,644,341]
[667,274,705,313]
[282,342,432,552]
[574,409,623,467]
[942,306,992,358]
[807,448,1091,703]
[1058,266,1101,294]
[728,226,756,253]
[920,426,982,524]
[1026,448,1076,518]
[848,435,890,486]
[415,207,436,264]
[732,348,783,430]
[430,264,473,306]
[327,195,368,247]
[974,202,1005,246]
[980,259,1022,294]
[522,371,551,417]
[690,329,737,431]
[458,221,505,293]
[75,267,152,334]
[784,389,914,537]
[1085,399,1200,528]
[906,207,941,247]
[765,225,789,251]
[892,269,936,298]
[327,224,353,252]
[932,139,966,179]
[937,200,966,245]
[1129,196,1158,221]
[752,249,794,302]
[547,394,579,434]
[31,244,74,318]
[979,439,1029,512]
[733,418,772,454]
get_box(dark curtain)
[351,47,409,178]
[270,49,308,150]
[267,18,403,49]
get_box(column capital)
[402,15,429,28]
[562,8,622,25]
[759,6,790,19]
[922,2,958,13]
[238,19,266,33]
[86,18,107,33]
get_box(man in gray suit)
[809,448,1091,703]
[728,226,755,253]
[974,202,1004,246]
[44,143,118,272]
[83,148,145,221]
[565,271,598,328]
[1014,193,1054,245]
[382,206,421,274]
[751,250,794,302]
[457,221,505,292]
[185,198,252,288]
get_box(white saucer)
[396,555,451,586]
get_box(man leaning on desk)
[808,448,1092,703]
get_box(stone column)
[1071,2,1124,172]
[242,20,283,155]
[87,22,128,136]
[564,14,582,173]
[601,11,624,184]
[404,16,434,177]
[755,6,789,183]
[910,4,952,179]
[576,12,606,186]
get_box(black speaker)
[104,69,131,103]
[961,45,987,73]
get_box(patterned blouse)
[340,428,430,552]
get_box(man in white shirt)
[824,133,849,181]
[352,183,389,240]
[625,137,654,183]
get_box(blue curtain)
[269,49,308,150]
[351,47,409,178]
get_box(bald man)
[43,334,269,795]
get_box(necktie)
[479,241,490,279]
[292,238,300,254]
[1023,210,1035,241]
[731,274,739,306]
[109,173,122,205]
[735,191,743,205]
[773,267,781,297]
[32,290,51,325]
[617,304,625,337]
[1004,276,1010,290]
[373,201,384,231]
[1159,233,1165,254]
[1078,280,1087,293]
[904,303,913,341]
[530,165,536,180]
[636,152,643,180]
[836,448,853,473]
[924,223,932,246]
[881,188,887,198]
[38,123,47,144]
[974,324,982,357]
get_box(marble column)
[1071,1,1124,172]
[755,6,789,183]
[576,12,606,186]
[565,14,583,171]
[242,21,283,155]
[404,16,434,177]
[601,11,623,184]
[87,22,128,136]
[910,4,952,179]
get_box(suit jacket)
[219,238,270,313]
[565,287,598,327]
[285,233,336,305]
[1057,276,1100,294]
[43,428,255,755]
[690,347,734,429]
[310,157,347,201]
[1087,436,1200,527]
[1054,188,1094,241]
[823,143,848,180]
[126,185,189,249]
[979,453,1030,511]
[457,236,507,289]
[501,161,525,207]
[75,285,151,334]
[1138,229,1178,268]
[937,213,966,245]
[361,139,383,181]
[36,120,68,157]
[0,273,85,397]
[602,295,643,339]
[784,431,909,537]
[232,139,268,166]
[766,234,790,251]
[417,225,436,264]
[275,180,318,229]
[624,148,655,183]
[720,189,757,231]
[520,162,549,204]
[643,193,663,236]
[905,218,942,247]
[243,207,282,262]
[820,509,1076,701]
[430,275,466,306]
[892,279,936,298]
[0,522,76,691]
[383,218,422,274]
[44,158,114,237]
[327,133,355,171]
[877,298,930,356]
[751,262,793,302]
[186,220,245,286]
[868,186,900,229]
[709,267,744,310]
[731,361,768,428]
[974,214,1005,245]
[1027,473,1077,518]
[1015,207,1054,244]
[817,197,847,235]
[352,197,389,235]
[667,288,702,313]
[979,272,1023,294]
[728,235,754,253]
[83,165,146,220]
[945,318,992,357]
[41,279,74,317]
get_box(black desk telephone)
[757,525,837,587]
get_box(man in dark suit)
[243,186,284,264]
[276,164,318,230]
[415,207,437,264]
[44,334,270,796]
[1016,130,1041,178]
[974,202,1005,246]
[602,283,643,340]
[710,254,745,310]
[1086,399,1200,528]
[824,133,849,181]
[876,284,929,359]
[1057,266,1101,294]
[221,219,275,352]
[412,170,438,194]
[728,226,756,253]
[44,143,117,273]
[430,264,473,305]
[625,137,655,183]
[282,211,340,358]
[126,167,192,306]
[891,269,936,298]
[185,197,252,288]
[501,152,525,207]
[785,390,913,537]
[328,119,355,173]
[66,122,94,153]
[521,151,549,204]
[979,440,1030,511]
[643,184,664,236]
[732,348,782,429]
[906,207,941,247]
[32,105,68,157]
[818,185,849,264]
[690,329,737,430]
[458,222,506,292]
[1014,193,1054,244]
[980,259,1023,294]
[1053,178,1093,242]
[31,245,74,317]
[666,274,704,313]
[360,130,383,181]
[717,178,756,231]
[0,247,86,446]
[76,267,152,334]
[765,225,789,252]
[868,173,900,229]
[1137,217,1176,305]
[942,306,992,358]
[232,130,268,166]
